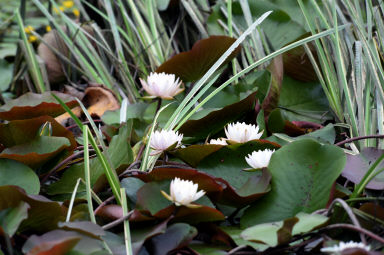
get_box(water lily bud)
[140,72,184,100]
[150,129,183,155]
[225,122,263,143]
[161,177,206,208]
[245,149,275,170]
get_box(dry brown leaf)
[55,85,119,125]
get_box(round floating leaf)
[0,159,40,194]
[278,76,331,123]
[0,186,65,233]
[156,36,241,82]
[241,212,328,247]
[22,229,104,255]
[148,223,197,255]
[131,218,171,255]
[0,92,78,120]
[241,139,346,227]
[0,201,29,237]
[132,180,224,223]
[342,148,384,190]
[172,145,224,167]
[283,44,318,82]
[0,136,71,168]
[0,115,76,151]
[196,140,279,206]
[179,92,257,139]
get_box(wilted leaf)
[38,30,70,84]
[56,85,120,125]
[156,36,241,82]
[241,139,346,227]
[0,159,40,194]
[0,92,78,120]
[342,148,384,190]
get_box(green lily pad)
[241,139,346,227]
[241,212,328,247]
[0,159,40,194]
[207,0,311,50]
[0,201,29,237]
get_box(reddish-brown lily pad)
[283,44,318,82]
[156,35,241,82]
[0,92,78,120]
[0,185,66,233]
[342,148,384,190]
[127,178,225,223]
[179,92,257,139]
[0,116,76,168]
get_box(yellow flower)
[73,9,80,17]
[54,6,65,13]
[24,25,34,34]
[46,25,52,32]
[62,0,74,8]
[28,35,38,43]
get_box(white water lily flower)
[140,72,184,100]
[245,149,275,169]
[321,241,371,254]
[150,130,183,155]
[225,122,263,143]
[209,138,228,145]
[161,177,206,208]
